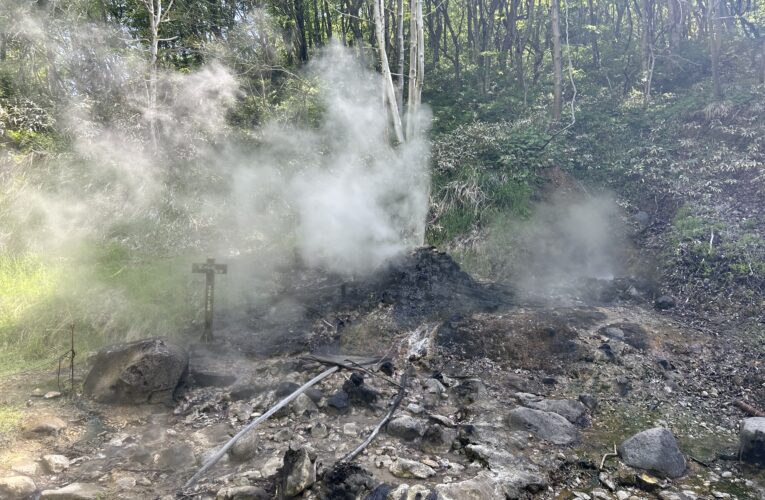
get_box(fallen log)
[734,400,765,417]
[339,367,412,463]
[183,365,340,490]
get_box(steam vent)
[3,5,765,497]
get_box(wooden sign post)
[192,257,227,342]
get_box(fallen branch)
[183,365,340,490]
[734,400,765,417]
[599,444,618,470]
[339,367,412,463]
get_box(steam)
[483,193,627,301]
[4,15,430,278]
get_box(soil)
[1,222,764,499]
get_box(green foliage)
[0,245,200,374]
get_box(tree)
[551,0,562,121]
[140,0,175,150]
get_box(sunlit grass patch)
[0,403,23,434]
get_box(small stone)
[0,476,37,499]
[343,423,358,436]
[311,422,329,438]
[655,295,676,310]
[573,492,591,500]
[21,415,67,437]
[406,403,424,415]
[43,391,62,399]
[386,416,426,441]
[711,492,731,499]
[40,482,105,499]
[423,378,446,394]
[599,472,616,491]
[216,485,269,500]
[720,471,732,478]
[389,458,436,479]
[616,492,630,500]
[261,456,282,477]
[591,489,611,500]
[42,454,70,473]
[31,388,45,397]
[279,447,316,498]
[115,477,136,489]
[11,462,40,476]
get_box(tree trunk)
[667,0,681,49]
[708,0,723,99]
[551,0,562,121]
[406,0,424,139]
[373,0,405,142]
[587,0,600,66]
[395,0,405,112]
[295,0,309,62]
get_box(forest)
[0,0,765,498]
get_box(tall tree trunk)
[667,0,681,49]
[395,0,405,112]
[406,0,424,139]
[323,0,333,39]
[373,0,405,142]
[295,0,309,62]
[640,0,653,100]
[587,0,600,66]
[312,0,322,46]
[708,0,723,99]
[551,0,562,121]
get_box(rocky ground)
[1,247,765,500]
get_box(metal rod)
[183,365,339,490]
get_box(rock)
[21,415,67,437]
[11,463,40,476]
[740,417,765,465]
[275,381,301,398]
[305,388,323,403]
[526,399,589,426]
[617,427,686,478]
[435,470,546,499]
[452,379,486,405]
[215,485,269,500]
[385,484,408,500]
[386,416,426,441]
[420,424,457,453]
[389,458,436,479]
[342,374,379,405]
[310,422,329,439]
[636,472,661,491]
[153,443,196,470]
[506,407,580,445]
[190,370,237,388]
[279,447,316,498]
[579,394,598,412]
[42,455,70,473]
[659,491,696,500]
[327,391,350,413]
[591,488,611,500]
[261,456,283,477]
[321,462,376,498]
[0,476,37,499]
[655,295,676,310]
[343,423,358,436]
[43,391,62,399]
[291,393,319,418]
[423,378,446,394]
[40,483,105,499]
[82,338,188,404]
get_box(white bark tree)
[141,0,175,150]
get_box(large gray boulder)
[617,427,686,478]
[506,407,580,445]
[740,417,765,466]
[83,338,188,404]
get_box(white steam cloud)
[4,9,430,280]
